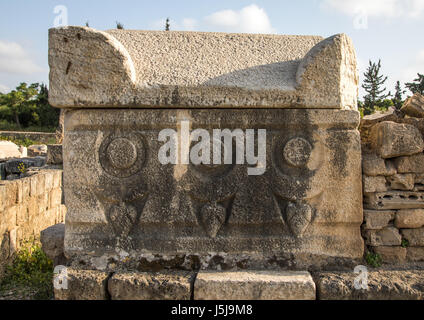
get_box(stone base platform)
[53,267,424,300]
[54,269,315,300]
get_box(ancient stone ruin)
[48,26,364,299]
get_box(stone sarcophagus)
[49,27,363,271]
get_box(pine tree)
[392,80,405,110]
[165,18,170,31]
[116,21,124,30]
[405,73,424,95]
[362,59,389,115]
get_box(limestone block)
[54,268,109,300]
[370,121,424,158]
[0,185,6,212]
[108,271,193,300]
[406,247,424,261]
[194,271,315,300]
[0,141,21,159]
[364,191,424,210]
[53,170,62,188]
[47,144,63,165]
[364,227,402,246]
[363,176,387,193]
[387,174,415,191]
[27,145,47,157]
[40,223,66,266]
[62,108,363,269]
[401,228,424,246]
[363,210,395,230]
[394,154,424,174]
[44,171,54,190]
[362,152,396,176]
[49,27,358,110]
[49,188,62,208]
[316,270,424,300]
[401,93,424,118]
[373,246,406,263]
[361,108,399,127]
[395,209,424,228]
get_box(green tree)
[165,18,170,31]
[405,73,424,95]
[35,84,60,128]
[362,59,390,115]
[1,83,38,129]
[116,21,124,29]
[392,80,405,110]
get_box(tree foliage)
[362,59,390,115]
[0,83,59,130]
[405,73,424,95]
[392,80,405,110]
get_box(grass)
[365,251,382,268]
[0,135,56,147]
[0,238,54,300]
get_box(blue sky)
[0,0,423,99]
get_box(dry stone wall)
[0,169,66,278]
[361,94,424,264]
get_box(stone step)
[194,270,316,300]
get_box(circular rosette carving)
[99,132,146,178]
[283,137,312,168]
[273,135,324,177]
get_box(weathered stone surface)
[62,108,363,269]
[387,174,415,191]
[407,247,424,261]
[0,141,22,159]
[108,271,193,300]
[54,268,109,300]
[401,93,424,118]
[316,270,424,300]
[49,27,358,110]
[395,209,424,228]
[401,228,424,246]
[364,191,424,210]
[370,121,424,158]
[363,210,395,230]
[360,107,399,128]
[362,152,396,176]
[47,144,63,165]
[194,271,315,300]
[363,176,387,193]
[394,154,424,174]
[40,223,66,266]
[27,145,47,157]
[364,227,402,246]
[373,246,406,263]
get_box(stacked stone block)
[361,94,424,264]
[0,169,66,278]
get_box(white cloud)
[0,41,44,75]
[321,0,424,18]
[204,4,276,34]
[0,84,9,93]
[150,5,276,34]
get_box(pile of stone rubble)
[361,93,424,263]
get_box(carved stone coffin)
[49,27,363,270]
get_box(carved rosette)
[273,135,324,237]
[96,132,148,249]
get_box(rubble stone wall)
[361,94,424,264]
[0,169,66,278]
